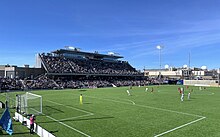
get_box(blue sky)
[1,0,220,70]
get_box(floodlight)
[156,45,162,49]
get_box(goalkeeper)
[80,94,83,104]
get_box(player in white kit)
[180,87,184,101]
[145,87,148,92]
[126,90,131,96]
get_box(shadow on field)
[38,116,114,124]
[43,105,64,114]
[82,102,92,104]
[0,131,30,135]
[49,130,59,134]
[0,122,38,136]
[79,89,87,92]
[67,116,114,122]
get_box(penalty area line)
[29,108,92,136]
[154,116,206,137]
[84,95,204,118]
[46,100,93,115]
[45,114,91,137]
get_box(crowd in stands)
[23,76,57,89]
[56,80,112,89]
[0,76,151,90]
[0,77,23,90]
[112,80,149,87]
[0,53,151,91]
[41,54,141,75]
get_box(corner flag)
[0,108,13,135]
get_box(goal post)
[17,92,42,115]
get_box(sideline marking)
[45,100,93,136]
[45,114,91,137]
[30,107,92,137]
[192,92,215,95]
[84,95,204,117]
[154,116,206,137]
[82,95,206,136]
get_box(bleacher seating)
[0,52,147,90]
[0,77,23,90]
[40,54,141,75]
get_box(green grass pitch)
[0,85,220,137]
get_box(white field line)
[128,100,136,105]
[31,107,91,137]
[193,92,215,95]
[135,104,203,118]
[84,95,204,118]
[154,116,206,137]
[30,108,42,115]
[59,113,93,121]
[83,95,207,136]
[45,114,91,137]
[46,100,93,115]
[115,98,136,105]
[44,100,93,136]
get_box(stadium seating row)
[40,54,141,75]
[0,76,151,90]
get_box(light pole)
[156,45,163,69]
[156,45,163,84]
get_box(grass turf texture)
[0,85,220,137]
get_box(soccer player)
[188,91,191,100]
[151,87,154,93]
[80,94,83,104]
[180,87,184,94]
[126,90,131,96]
[178,87,181,94]
[181,92,184,102]
[180,87,184,101]
[145,87,148,92]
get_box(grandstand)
[37,48,146,89]
[39,48,142,76]
[1,47,146,90]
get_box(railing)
[14,112,56,137]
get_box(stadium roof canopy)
[52,49,123,60]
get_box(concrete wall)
[4,66,44,79]
[184,80,219,87]
[0,66,5,77]
[15,112,56,137]
[145,69,183,78]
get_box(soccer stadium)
[0,47,220,137]
[1,1,220,137]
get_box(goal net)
[17,92,42,115]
